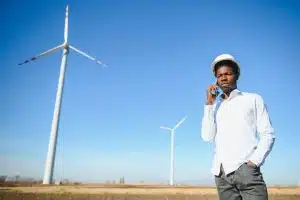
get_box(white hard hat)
[211,54,240,76]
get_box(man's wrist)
[247,160,258,168]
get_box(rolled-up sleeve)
[201,105,217,142]
[249,95,275,167]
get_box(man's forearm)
[249,132,275,167]
[201,105,216,142]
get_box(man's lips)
[221,83,230,87]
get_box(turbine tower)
[160,116,187,186]
[18,5,107,184]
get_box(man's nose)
[220,75,227,82]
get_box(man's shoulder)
[240,91,265,103]
[240,91,263,99]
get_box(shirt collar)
[220,88,242,101]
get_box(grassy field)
[1,184,300,200]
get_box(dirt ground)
[1,185,300,200]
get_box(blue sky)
[1,0,300,185]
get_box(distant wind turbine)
[18,5,107,185]
[160,116,187,186]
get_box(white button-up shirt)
[201,89,275,176]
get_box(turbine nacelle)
[63,42,69,49]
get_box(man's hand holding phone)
[206,83,219,105]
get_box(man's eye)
[217,73,232,78]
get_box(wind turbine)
[18,5,107,185]
[160,116,187,186]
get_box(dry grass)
[1,184,300,200]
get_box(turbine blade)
[160,126,172,131]
[18,44,63,66]
[69,45,107,67]
[173,116,187,130]
[64,5,69,43]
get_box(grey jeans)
[215,163,268,200]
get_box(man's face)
[215,65,237,93]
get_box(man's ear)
[235,74,239,81]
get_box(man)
[201,54,275,200]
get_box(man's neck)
[222,87,237,99]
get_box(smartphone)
[211,81,220,96]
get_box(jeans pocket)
[245,162,261,173]
[239,163,263,184]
